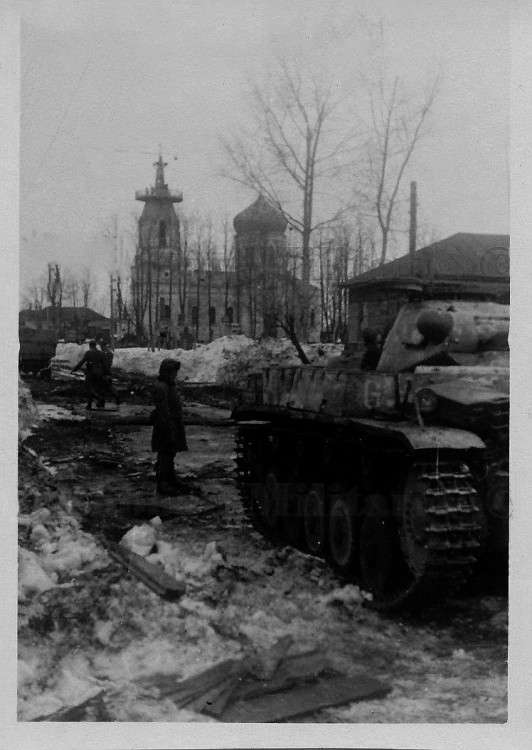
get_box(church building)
[130,157,319,346]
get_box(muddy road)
[17,378,507,722]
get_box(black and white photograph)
[4,0,530,746]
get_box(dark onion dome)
[233,194,288,234]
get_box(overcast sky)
[19,0,510,300]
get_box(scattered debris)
[105,541,186,601]
[119,524,157,557]
[32,690,107,722]
[112,493,223,520]
[221,670,391,723]
[145,637,391,722]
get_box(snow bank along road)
[17,378,507,722]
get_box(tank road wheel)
[282,482,306,548]
[327,491,357,577]
[359,494,411,610]
[303,485,326,555]
[260,472,283,533]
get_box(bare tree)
[22,279,46,311]
[192,218,205,341]
[221,215,235,331]
[62,269,80,307]
[80,267,92,308]
[360,71,440,265]
[204,218,218,342]
[221,55,356,338]
[45,262,63,331]
[177,213,192,331]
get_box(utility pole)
[409,181,417,277]
[109,274,115,350]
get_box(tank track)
[383,460,482,610]
[234,426,273,537]
[234,423,483,611]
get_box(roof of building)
[345,233,510,288]
[233,194,288,235]
[20,307,110,323]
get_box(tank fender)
[349,418,486,450]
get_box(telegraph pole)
[409,181,417,276]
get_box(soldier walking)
[151,359,188,495]
[101,341,121,406]
[72,340,106,409]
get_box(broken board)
[105,541,186,600]
[112,492,223,519]
[218,671,391,723]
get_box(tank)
[232,297,509,610]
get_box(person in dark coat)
[101,342,121,406]
[151,358,188,495]
[72,340,106,409]
[360,329,382,371]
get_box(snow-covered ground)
[18,377,41,441]
[17,412,508,723]
[54,337,343,385]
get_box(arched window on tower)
[158,220,167,248]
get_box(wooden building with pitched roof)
[343,233,510,349]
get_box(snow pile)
[54,341,88,367]
[36,404,86,422]
[119,525,225,585]
[54,337,344,385]
[18,376,41,441]
[18,508,107,601]
[120,524,157,557]
[111,335,254,382]
[318,584,370,609]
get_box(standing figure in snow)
[72,340,106,410]
[151,358,188,495]
[101,341,121,406]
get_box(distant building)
[19,306,111,343]
[130,156,319,345]
[343,232,510,348]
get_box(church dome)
[233,194,288,234]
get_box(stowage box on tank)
[232,297,509,610]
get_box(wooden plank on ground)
[106,542,186,600]
[219,672,391,723]
[113,494,222,519]
[230,649,329,703]
[32,691,106,721]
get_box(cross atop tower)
[154,154,168,191]
[135,152,183,204]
